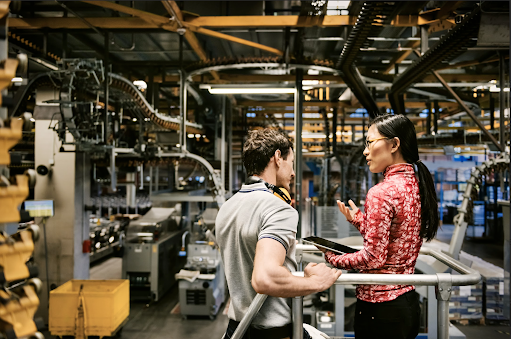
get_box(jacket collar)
[383,163,415,178]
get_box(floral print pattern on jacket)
[325,163,423,303]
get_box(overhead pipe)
[337,2,399,119]
[389,5,482,115]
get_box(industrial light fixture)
[489,86,510,92]
[205,86,296,94]
[133,80,147,91]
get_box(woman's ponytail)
[416,161,439,241]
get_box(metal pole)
[149,166,153,196]
[155,166,159,193]
[221,96,226,196]
[139,164,144,190]
[228,100,233,195]
[434,100,440,134]
[420,25,428,55]
[110,148,116,192]
[292,297,303,339]
[104,32,110,144]
[437,299,449,339]
[436,272,452,339]
[295,69,303,236]
[180,70,188,152]
[490,94,495,130]
[499,51,506,149]
[433,101,438,135]
[426,101,432,135]
[126,172,136,207]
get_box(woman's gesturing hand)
[337,199,359,221]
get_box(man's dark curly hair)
[242,128,294,176]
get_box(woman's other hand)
[337,199,359,221]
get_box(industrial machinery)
[89,217,127,264]
[122,207,185,302]
[178,242,226,320]
[176,208,226,320]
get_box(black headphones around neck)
[246,176,292,205]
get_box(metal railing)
[230,246,481,339]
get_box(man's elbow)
[251,274,272,294]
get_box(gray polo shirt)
[216,182,299,328]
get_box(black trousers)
[224,319,311,339]
[354,290,420,339]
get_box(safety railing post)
[292,296,303,339]
[436,273,453,339]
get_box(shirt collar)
[239,182,272,193]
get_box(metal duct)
[389,5,482,115]
[337,2,399,119]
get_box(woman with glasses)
[320,113,439,339]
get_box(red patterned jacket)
[325,163,423,303]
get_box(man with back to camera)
[216,128,342,339]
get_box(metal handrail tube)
[297,246,480,285]
[229,293,268,339]
[228,248,480,339]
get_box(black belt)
[227,319,292,339]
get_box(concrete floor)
[44,227,509,339]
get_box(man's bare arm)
[251,238,341,298]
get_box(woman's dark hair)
[370,114,439,241]
[243,128,294,176]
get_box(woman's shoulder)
[367,181,394,199]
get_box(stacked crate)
[449,282,484,322]
[484,277,507,321]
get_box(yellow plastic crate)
[49,280,129,338]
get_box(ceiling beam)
[9,14,447,30]
[82,1,172,27]
[9,17,159,30]
[161,1,220,81]
[82,1,282,56]
[187,15,354,27]
[186,25,283,56]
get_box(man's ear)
[274,149,282,167]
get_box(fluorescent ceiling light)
[11,77,23,82]
[207,87,296,94]
[489,86,510,92]
[303,80,320,85]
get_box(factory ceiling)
[6,1,510,155]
